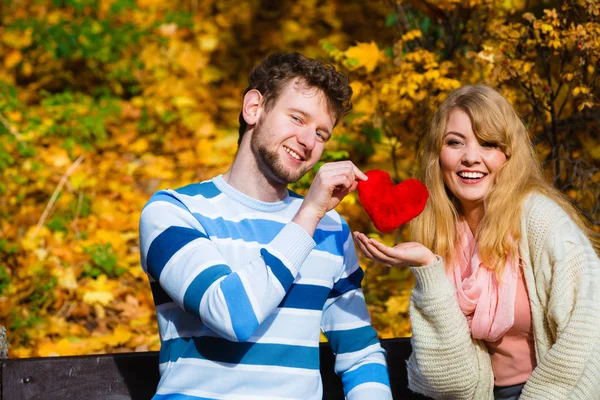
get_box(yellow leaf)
[522,12,535,23]
[22,61,33,76]
[198,34,219,52]
[541,23,553,33]
[386,294,410,315]
[69,171,89,190]
[345,42,381,73]
[11,348,32,358]
[4,50,23,68]
[21,226,50,252]
[159,23,177,37]
[172,96,197,109]
[130,315,151,328]
[42,147,71,168]
[424,69,441,81]
[353,95,376,115]
[102,325,133,347]
[129,138,149,154]
[401,29,422,42]
[54,267,78,290]
[350,81,366,98]
[83,290,114,306]
[36,337,89,357]
[1,28,33,48]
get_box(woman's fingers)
[354,233,435,267]
[363,241,398,266]
[354,232,398,265]
[353,232,375,259]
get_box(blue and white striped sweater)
[139,175,392,400]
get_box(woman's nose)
[461,143,480,165]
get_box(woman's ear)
[242,89,263,127]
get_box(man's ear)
[242,89,263,127]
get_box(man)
[139,52,392,400]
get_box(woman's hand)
[353,232,436,267]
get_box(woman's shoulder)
[521,192,568,224]
[521,191,591,251]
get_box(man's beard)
[250,122,310,185]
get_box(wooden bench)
[1,337,429,399]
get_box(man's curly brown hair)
[238,52,353,144]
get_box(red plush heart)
[357,169,429,233]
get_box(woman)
[354,85,600,400]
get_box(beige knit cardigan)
[406,193,600,399]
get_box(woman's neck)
[460,203,485,235]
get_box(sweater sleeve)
[407,257,494,400]
[321,224,392,399]
[139,190,315,342]
[520,202,600,399]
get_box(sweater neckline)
[212,175,294,212]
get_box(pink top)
[484,268,537,386]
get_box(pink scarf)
[446,221,518,342]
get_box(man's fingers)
[318,161,366,182]
[325,174,353,191]
[352,165,368,181]
[347,180,359,193]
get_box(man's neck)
[223,156,289,203]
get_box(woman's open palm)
[353,232,436,267]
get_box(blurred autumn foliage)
[0,0,598,358]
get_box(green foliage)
[26,271,58,311]
[0,239,19,255]
[0,265,11,295]
[82,244,126,279]
[47,215,68,232]
[40,91,120,148]
[108,0,138,16]
[9,311,42,346]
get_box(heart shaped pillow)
[357,169,429,233]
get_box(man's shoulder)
[142,177,221,212]
[172,177,221,199]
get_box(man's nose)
[297,126,316,151]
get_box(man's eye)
[291,116,302,123]
[317,131,330,142]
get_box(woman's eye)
[447,139,462,146]
[291,116,302,123]
[482,141,499,148]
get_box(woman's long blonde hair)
[411,84,597,274]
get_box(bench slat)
[1,338,429,400]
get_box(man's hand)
[353,232,436,267]
[292,161,367,236]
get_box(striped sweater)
[139,175,392,400]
